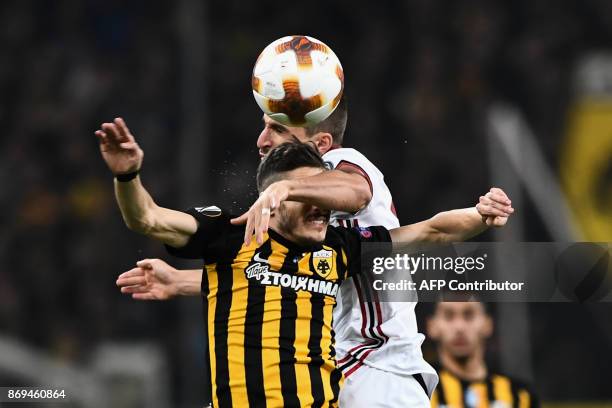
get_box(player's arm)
[283,168,371,212]
[389,187,514,243]
[231,166,371,245]
[95,118,197,247]
[114,176,197,247]
[256,168,370,213]
[117,259,202,300]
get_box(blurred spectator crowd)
[1,0,611,403]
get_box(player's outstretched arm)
[117,259,202,300]
[277,168,372,213]
[95,118,197,247]
[231,168,371,245]
[389,187,514,243]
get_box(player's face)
[257,115,314,158]
[428,302,492,360]
[273,167,331,246]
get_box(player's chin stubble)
[276,208,323,247]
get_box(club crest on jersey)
[313,248,334,278]
[194,205,222,217]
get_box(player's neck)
[439,347,487,382]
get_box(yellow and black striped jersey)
[166,206,391,408]
[431,365,539,408]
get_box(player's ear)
[426,316,440,340]
[312,132,333,154]
[482,314,493,339]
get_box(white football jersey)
[323,147,437,385]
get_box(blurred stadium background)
[0,0,610,407]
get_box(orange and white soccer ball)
[252,35,344,127]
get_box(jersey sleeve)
[164,205,230,260]
[333,226,391,277]
[322,148,379,192]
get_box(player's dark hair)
[256,141,326,192]
[431,290,492,316]
[305,94,347,145]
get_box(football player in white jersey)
[104,96,514,406]
[231,97,511,407]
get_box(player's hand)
[95,117,144,176]
[116,259,178,300]
[476,187,514,227]
[230,180,291,246]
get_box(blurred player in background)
[427,299,539,408]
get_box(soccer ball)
[252,35,344,127]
